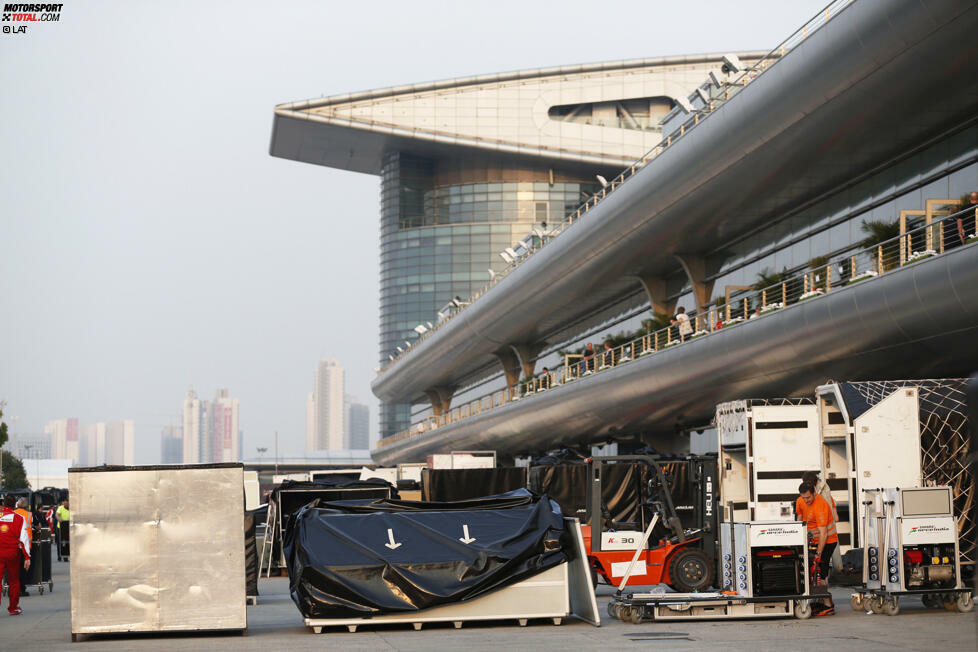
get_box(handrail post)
[761,289,767,308]
[827,264,832,292]
[782,282,786,305]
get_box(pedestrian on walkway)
[0,494,31,615]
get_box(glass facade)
[705,122,978,293]
[378,151,599,436]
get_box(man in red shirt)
[0,494,31,615]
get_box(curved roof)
[269,53,767,175]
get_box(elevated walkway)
[373,239,978,464]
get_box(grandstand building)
[272,0,978,465]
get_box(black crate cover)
[284,489,566,619]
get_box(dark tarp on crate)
[421,467,527,502]
[284,489,566,619]
[530,462,647,526]
[244,510,259,597]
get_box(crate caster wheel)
[518,618,528,627]
[49,582,54,592]
[794,600,812,620]
[849,594,863,611]
[883,597,900,616]
[312,626,323,634]
[346,625,357,633]
[627,607,644,624]
[39,586,44,595]
[412,622,423,631]
[607,601,618,619]
[869,596,884,614]
[453,621,462,629]
[552,617,562,625]
[956,593,974,613]
[922,594,937,609]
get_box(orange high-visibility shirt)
[797,494,838,544]
[14,508,32,544]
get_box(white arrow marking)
[459,524,476,544]
[385,528,402,550]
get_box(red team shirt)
[0,507,31,560]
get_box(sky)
[0,0,828,462]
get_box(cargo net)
[842,379,974,565]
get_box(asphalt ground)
[3,561,976,651]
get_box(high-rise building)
[345,396,370,450]
[43,417,79,463]
[210,389,240,462]
[104,420,135,466]
[80,422,105,467]
[182,387,207,464]
[306,358,345,451]
[160,425,183,464]
[181,386,240,463]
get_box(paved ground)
[3,562,976,651]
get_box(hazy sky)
[0,0,828,462]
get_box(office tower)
[182,387,207,464]
[308,358,345,451]
[43,417,79,463]
[104,420,135,466]
[210,389,240,462]
[345,396,370,450]
[160,425,183,464]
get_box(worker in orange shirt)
[14,498,33,597]
[797,481,837,616]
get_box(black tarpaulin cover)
[284,489,566,619]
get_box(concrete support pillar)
[636,275,677,317]
[424,386,455,417]
[492,347,522,389]
[674,254,715,313]
[511,342,547,380]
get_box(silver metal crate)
[69,464,247,636]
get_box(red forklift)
[582,455,719,592]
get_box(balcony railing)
[377,205,977,449]
[378,0,855,373]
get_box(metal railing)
[377,205,977,449]
[378,0,855,373]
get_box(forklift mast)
[586,454,719,561]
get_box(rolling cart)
[609,520,826,623]
[850,487,974,615]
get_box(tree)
[0,407,30,490]
[859,219,901,248]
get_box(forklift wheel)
[668,548,713,593]
[883,598,900,616]
[849,594,864,611]
[956,593,974,613]
[794,600,812,620]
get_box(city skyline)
[0,0,828,462]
